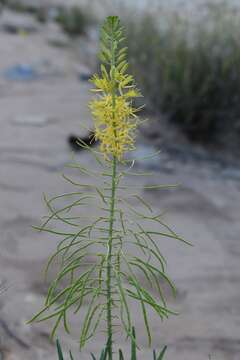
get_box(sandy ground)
[0,13,240,360]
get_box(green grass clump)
[56,6,90,37]
[56,328,167,359]
[0,0,47,22]
[125,4,240,145]
[1,0,36,13]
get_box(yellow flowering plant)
[29,16,189,359]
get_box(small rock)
[11,114,56,127]
[46,23,69,48]
[47,31,69,47]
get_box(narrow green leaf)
[119,349,125,360]
[131,327,137,360]
[153,349,157,360]
[69,351,75,360]
[122,255,152,345]
[56,339,64,360]
[157,346,167,360]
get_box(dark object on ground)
[68,131,98,151]
[78,72,93,82]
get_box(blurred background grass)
[5,0,238,155]
[125,3,240,151]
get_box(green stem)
[106,156,117,360]
[106,25,117,360]
[106,19,117,360]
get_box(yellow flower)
[90,69,141,161]
[89,16,142,161]
[90,93,138,160]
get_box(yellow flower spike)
[89,16,141,161]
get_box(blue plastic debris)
[4,64,39,81]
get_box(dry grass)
[124,3,240,146]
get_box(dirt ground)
[0,11,240,360]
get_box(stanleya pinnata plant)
[29,16,189,359]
